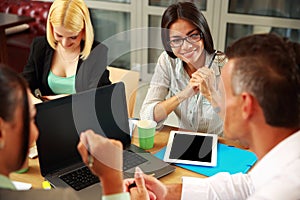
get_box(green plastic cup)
[137,120,157,150]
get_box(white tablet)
[164,131,218,167]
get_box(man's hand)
[124,167,168,200]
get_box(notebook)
[35,82,175,199]
[155,143,257,177]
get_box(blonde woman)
[23,0,111,102]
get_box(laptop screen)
[35,82,131,176]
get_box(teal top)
[0,175,16,190]
[48,71,76,94]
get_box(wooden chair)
[107,66,140,118]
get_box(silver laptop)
[35,82,175,199]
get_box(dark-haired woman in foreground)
[0,66,131,199]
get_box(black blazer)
[22,36,111,95]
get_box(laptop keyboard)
[60,151,147,191]
[123,150,147,171]
[60,166,99,191]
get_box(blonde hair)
[46,0,94,60]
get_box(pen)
[87,142,94,168]
[128,173,155,190]
[128,182,137,190]
[34,89,48,102]
[208,50,217,69]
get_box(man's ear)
[241,92,255,120]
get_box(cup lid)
[137,120,157,129]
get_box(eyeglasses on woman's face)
[169,33,202,48]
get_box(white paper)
[129,118,139,137]
[12,181,32,190]
[28,145,38,159]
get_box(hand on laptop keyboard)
[77,129,124,195]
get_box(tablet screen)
[164,131,218,166]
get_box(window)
[86,0,300,81]
[90,8,131,69]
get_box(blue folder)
[154,143,257,177]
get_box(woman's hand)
[190,67,217,102]
[77,129,124,195]
[29,92,42,104]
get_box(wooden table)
[10,125,245,188]
[0,13,35,65]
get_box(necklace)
[56,44,80,64]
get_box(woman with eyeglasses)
[140,2,225,135]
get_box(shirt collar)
[0,175,16,190]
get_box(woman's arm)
[22,36,55,96]
[22,37,42,94]
[140,52,174,124]
[154,84,195,122]
[140,52,195,124]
